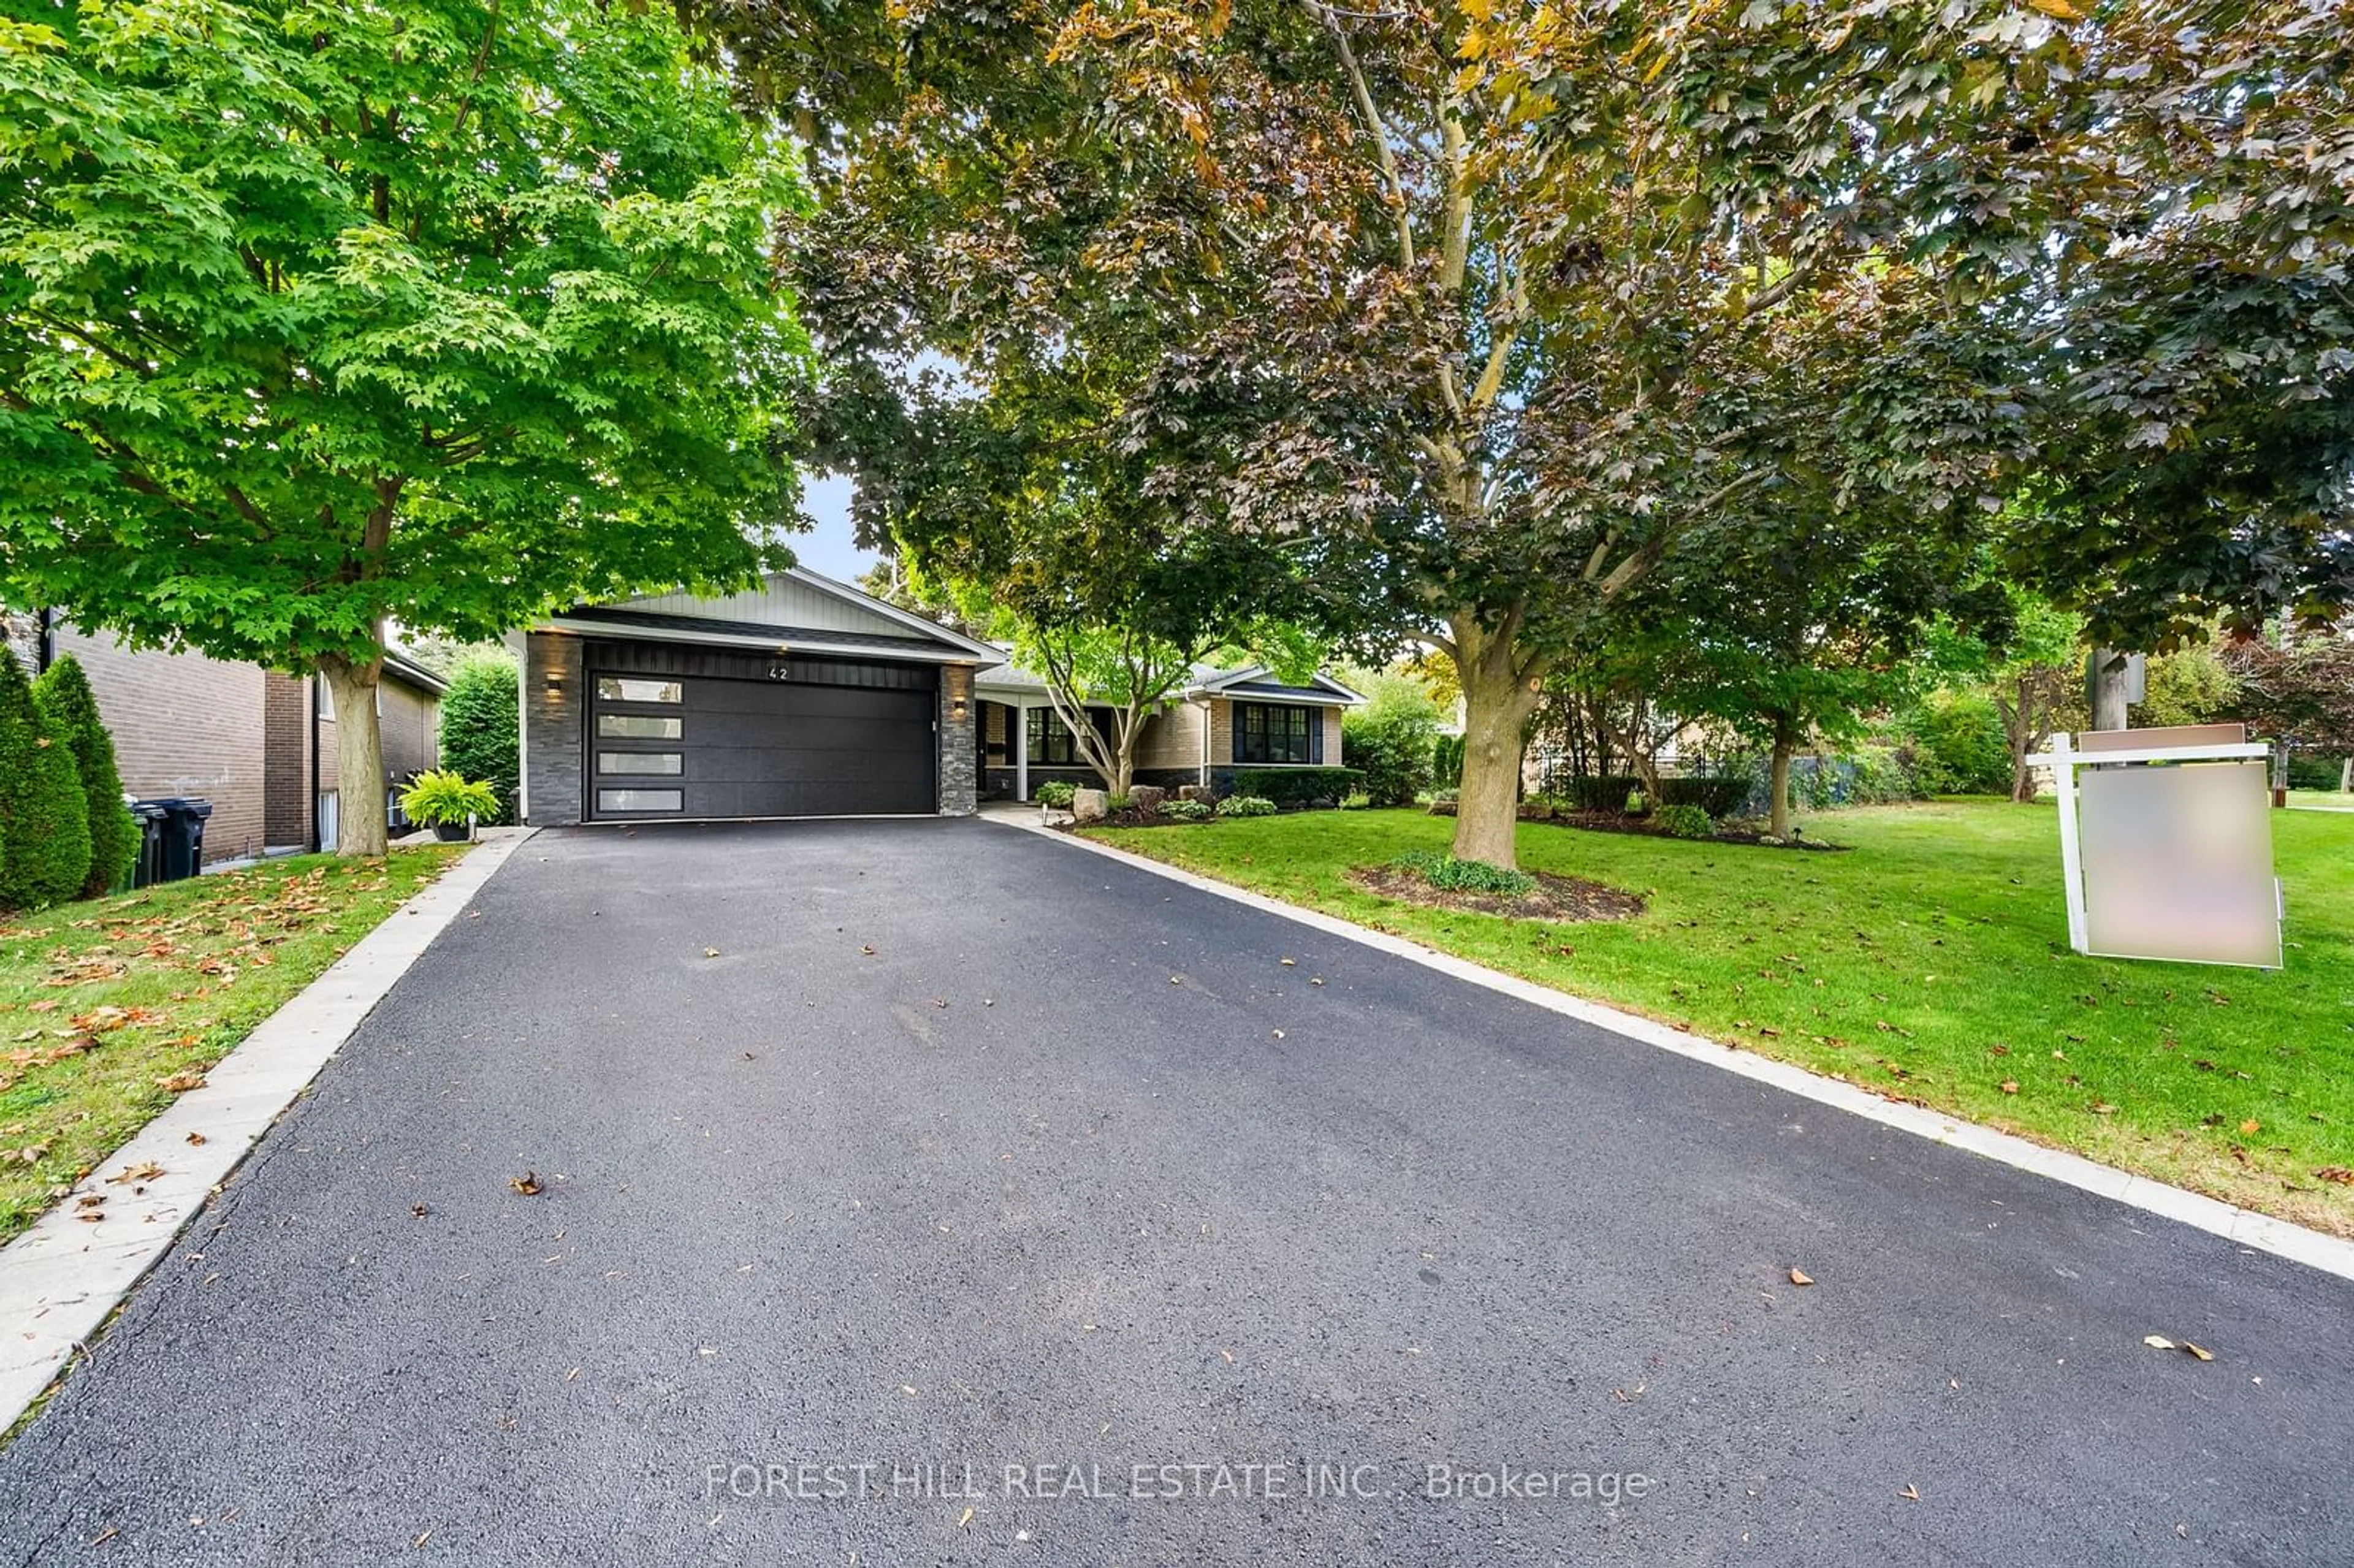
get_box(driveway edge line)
[0,830,536,1436]
[996,815,2354,1285]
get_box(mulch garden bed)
[1345,864,1647,923]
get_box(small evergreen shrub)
[1035,780,1078,809]
[437,653,520,823]
[1216,794,1276,818]
[1163,798,1212,821]
[1390,848,1536,896]
[1656,775,1751,816]
[0,650,93,911]
[1653,802,1714,840]
[1430,733,1465,788]
[33,654,138,896]
[1106,792,1133,813]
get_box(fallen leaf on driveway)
[860,945,876,956]
[704,948,721,958]
[511,1171,543,1197]
[1788,1268,1814,1287]
[1279,957,1296,967]
[1898,1484,1919,1501]
[958,1507,975,1529]
[2184,1342,2215,1361]
[185,1132,207,1147]
[107,1162,164,1185]
[2144,1335,2176,1350]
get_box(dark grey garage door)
[588,649,937,820]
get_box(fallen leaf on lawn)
[2000,1081,2020,1095]
[2315,1167,2354,1185]
[2090,1103,2119,1116]
[72,1007,135,1033]
[2144,1335,2176,1350]
[157,1071,206,1093]
[1898,1484,1919,1501]
[27,1000,58,1013]
[511,1171,543,1197]
[1788,1268,1814,1287]
[2239,1119,2261,1135]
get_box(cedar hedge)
[32,654,137,897]
[436,653,520,824]
[0,649,93,911]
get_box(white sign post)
[2028,728,2284,969]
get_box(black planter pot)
[432,821,472,842]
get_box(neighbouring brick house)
[512,566,1360,826]
[2,609,446,864]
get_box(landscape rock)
[1129,785,1167,813]
[1072,788,1109,823]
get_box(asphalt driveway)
[2,818,2349,1565]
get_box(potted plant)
[399,770,502,842]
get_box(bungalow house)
[970,657,1363,802]
[512,568,1361,825]
[1,609,446,864]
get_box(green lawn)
[0,848,461,1244]
[1092,803,2354,1236]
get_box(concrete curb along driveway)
[0,831,532,1433]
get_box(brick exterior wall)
[1327,704,1345,766]
[1207,698,1233,766]
[262,673,314,850]
[522,632,584,826]
[1133,700,1208,773]
[55,625,269,864]
[379,677,440,785]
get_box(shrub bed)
[1228,767,1363,807]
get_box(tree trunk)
[1449,625,1541,868]
[318,648,389,856]
[2003,679,2037,803]
[2085,647,2131,732]
[1769,720,1797,840]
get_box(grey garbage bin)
[150,797,213,881]
[127,800,168,889]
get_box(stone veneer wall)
[523,632,584,826]
[938,683,977,815]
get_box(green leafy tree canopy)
[0,0,810,852]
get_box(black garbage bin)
[128,800,168,889]
[150,797,213,882]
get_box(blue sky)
[790,473,881,583]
